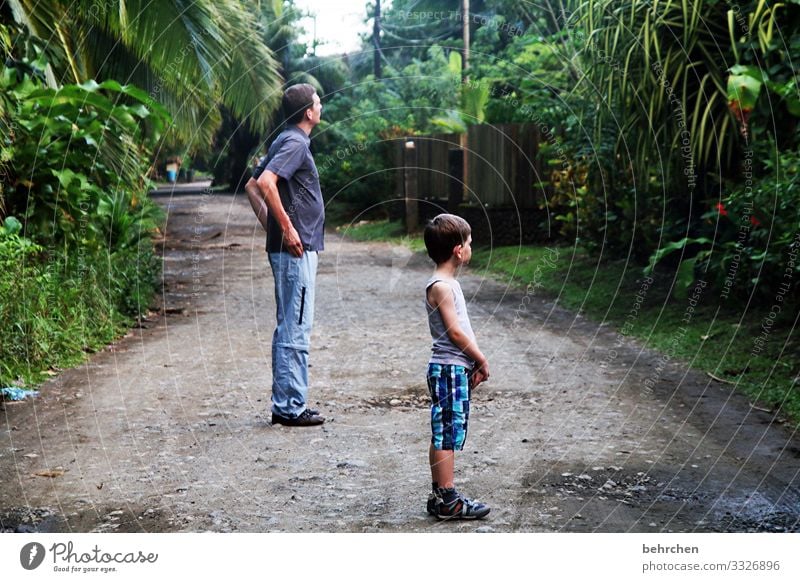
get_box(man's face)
[307,93,322,126]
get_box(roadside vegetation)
[1,0,286,387]
[469,245,800,424]
[1,19,168,386]
[335,218,426,253]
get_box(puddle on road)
[364,386,429,410]
[1,506,178,533]
[523,467,800,532]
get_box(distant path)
[2,192,799,532]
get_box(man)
[245,83,325,427]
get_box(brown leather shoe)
[272,409,325,426]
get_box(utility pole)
[462,0,469,80]
[374,0,382,78]
[461,0,471,206]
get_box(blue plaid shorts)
[427,363,471,451]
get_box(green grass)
[1,245,159,388]
[336,218,426,253]
[344,219,800,425]
[471,245,800,425]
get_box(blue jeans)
[268,251,318,418]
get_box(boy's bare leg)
[429,445,455,489]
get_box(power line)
[380,25,461,44]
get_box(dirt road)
[2,191,799,532]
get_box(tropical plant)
[568,0,800,188]
[428,51,490,133]
[2,0,283,145]
[0,57,169,245]
[550,0,800,265]
[645,143,800,301]
[1,32,167,385]
[1,211,157,385]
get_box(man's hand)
[256,170,304,257]
[282,225,304,257]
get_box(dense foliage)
[319,0,800,301]
[1,21,167,386]
[565,0,800,300]
[316,45,461,212]
[0,0,299,385]
[2,0,797,387]
[2,0,282,145]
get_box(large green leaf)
[1,216,23,236]
[448,51,462,76]
[645,237,712,276]
[727,65,764,112]
[461,82,490,124]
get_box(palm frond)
[215,0,283,133]
[7,0,284,140]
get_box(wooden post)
[460,131,469,205]
[404,140,418,233]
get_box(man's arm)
[255,170,303,257]
[245,177,269,232]
[428,282,490,386]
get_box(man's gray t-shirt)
[253,125,325,252]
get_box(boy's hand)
[471,361,490,388]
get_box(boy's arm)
[428,282,490,385]
[244,177,269,232]
[255,170,303,257]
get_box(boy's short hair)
[424,213,471,264]
[283,83,317,124]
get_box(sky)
[292,0,375,56]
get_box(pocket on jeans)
[298,286,306,324]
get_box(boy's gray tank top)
[425,276,476,369]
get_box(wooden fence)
[391,133,462,199]
[466,123,543,209]
[392,124,550,244]
[393,123,546,210]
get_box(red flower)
[750,215,761,227]
[716,202,728,216]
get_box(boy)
[423,214,491,520]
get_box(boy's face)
[455,234,473,265]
